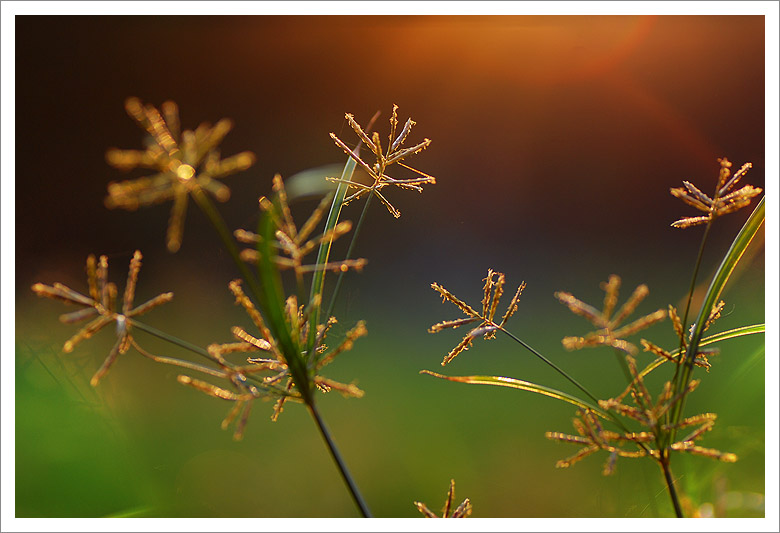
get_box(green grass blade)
[306,156,357,354]
[670,197,764,428]
[698,323,765,345]
[638,323,765,379]
[256,200,313,403]
[683,198,764,377]
[421,370,607,417]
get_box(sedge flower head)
[105,98,256,252]
[32,251,172,386]
[328,105,435,218]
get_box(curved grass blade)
[681,198,764,379]
[306,156,358,355]
[638,323,765,379]
[671,197,764,427]
[306,110,379,357]
[421,370,607,417]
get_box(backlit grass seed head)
[236,175,367,276]
[179,279,366,438]
[640,302,725,371]
[670,157,761,229]
[328,105,435,218]
[430,269,526,365]
[548,357,736,474]
[105,98,256,252]
[31,250,173,386]
[555,275,665,355]
[414,479,472,518]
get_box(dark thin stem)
[499,328,601,407]
[667,220,714,448]
[190,188,265,305]
[308,403,372,517]
[660,454,684,517]
[671,221,713,388]
[324,193,373,320]
[131,320,297,396]
[130,319,213,361]
[612,348,633,384]
[498,327,651,452]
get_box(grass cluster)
[30,99,764,518]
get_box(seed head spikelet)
[555,275,665,355]
[430,270,526,365]
[328,105,434,218]
[237,175,367,278]
[414,479,472,518]
[639,301,725,372]
[105,98,255,252]
[550,354,736,473]
[32,251,173,386]
[670,158,761,229]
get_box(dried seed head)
[601,275,621,321]
[671,157,761,229]
[106,99,254,252]
[331,106,434,218]
[557,276,663,355]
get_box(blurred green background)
[15,15,765,517]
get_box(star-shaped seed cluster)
[32,251,172,386]
[105,98,256,252]
[641,302,724,372]
[414,479,472,518]
[235,174,366,278]
[328,105,435,218]
[176,279,365,440]
[555,275,665,355]
[429,269,526,365]
[546,356,736,475]
[670,157,761,229]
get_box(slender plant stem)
[670,220,713,392]
[307,110,381,354]
[308,403,372,517]
[190,188,265,305]
[324,193,373,320]
[499,328,601,407]
[498,327,654,451]
[192,154,373,516]
[131,319,213,361]
[660,454,684,517]
[307,158,357,353]
[612,348,633,384]
[665,220,714,453]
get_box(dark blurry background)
[15,15,765,518]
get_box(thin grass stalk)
[499,327,603,408]
[638,324,765,380]
[669,198,764,437]
[307,110,380,357]
[660,453,684,517]
[324,193,373,321]
[131,319,296,395]
[190,187,265,305]
[668,219,714,398]
[498,327,650,447]
[308,403,373,517]
[131,318,213,361]
[306,156,357,355]
[612,348,633,386]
